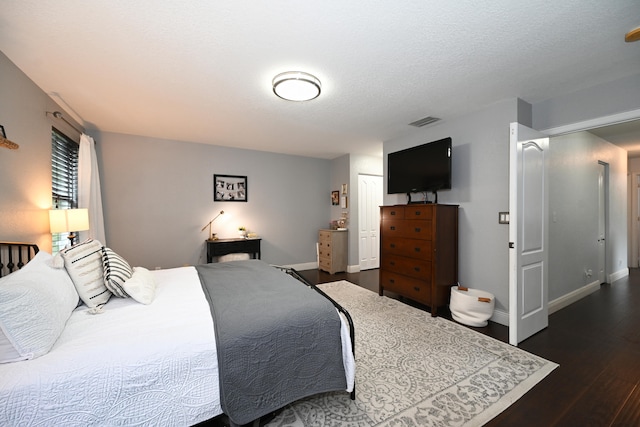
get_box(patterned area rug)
[266,281,558,427]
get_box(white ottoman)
[450,286,495,327]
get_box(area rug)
[266,281,558,427]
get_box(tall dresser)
[379,204,458,316]
[318,229,348,274]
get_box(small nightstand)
[206,238,261,263]
[318,229,347,274]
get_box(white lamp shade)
[272,71,321,101]
[49,209,90,233]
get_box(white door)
[508,123,550,346]
[358,174,383,270]
[597,162,607,284]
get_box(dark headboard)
[0,242,39,278]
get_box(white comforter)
[0,267,221,427]
[0,266,355,426]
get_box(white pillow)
[122,267,156,305]
[102,247,133,298]
[0,251,79,363]
[60,239,111,308]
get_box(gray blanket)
[195,260,347,425]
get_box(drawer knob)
[414,267,420,272]
[389,279,395,283]
[413,286,420,291]
[414,247,420,252]
[390,243,396,248]
[391,211,396,216]
[390,261,396,266]
[390,226,396,231]
[415,227,421,232]
[416,211,421,215]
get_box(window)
[51,128,79,254]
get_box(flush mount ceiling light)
[272,71,321,101]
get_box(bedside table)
[206,238,261,263]
[318,229,347,274]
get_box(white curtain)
[78,134,107,245]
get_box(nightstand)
[206,238,261,263]
[318,229,347,274]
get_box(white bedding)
[0,265,355,426]
[0,266,221,427]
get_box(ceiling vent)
[408,116,441,127]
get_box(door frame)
[597,161,608,284]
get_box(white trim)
[548,280,601,314]
[490,308,509,327]
[609,267,629,283]
[541,108,640,136]
[282,261,318,271]
[347,264,361,273]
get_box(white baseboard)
[347,264,360,273]
[548,280,601,314]
[609,268,629,283]
[488,275,624,327]
[279,261,318,271]
[490,309,509,326]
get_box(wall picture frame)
[331,190,339,206]
[214,174,247,202]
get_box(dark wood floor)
[298,268,640,427]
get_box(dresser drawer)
[381,236,432,260]
[380,270,431,305]
[381,254,432,280]
[380,219,432,240]
[381,206,405,220]
[318,245,331,258]
[318,257,332,271]
[319,230,332,244]
[318,240,332,255]
[405,205,434,220]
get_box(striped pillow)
[102,247,133,298]
[60,239,111,308]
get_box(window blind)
[51,128,79,253]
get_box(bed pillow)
[60,239,111,308]
[0,250,79,363]
[122,267,156,305]
[102,247,133,298]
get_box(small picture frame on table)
[214,174,247,202]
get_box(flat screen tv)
[387,137,452,202]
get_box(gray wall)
[548,131,627,301]
[533,73,640,131]
[0,51,82,252]
[383,98,524,316]
[382,72,639,324]
[97,132,331,269]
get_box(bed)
[0,241,355,426]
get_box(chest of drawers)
[379,204,458,316]
[318,229,347,274]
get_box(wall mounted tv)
[387,137,452,203]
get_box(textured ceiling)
[1,1,639,159]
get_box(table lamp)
[202,210,224,240]
[49,208,90,246]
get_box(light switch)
[499,212,509,224]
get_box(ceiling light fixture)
[272,71,321,101]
